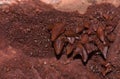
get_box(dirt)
[0,1,120,79]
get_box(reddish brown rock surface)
[0,1,120,79]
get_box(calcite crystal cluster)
[48,4,119,63]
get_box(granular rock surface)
[0,1,120,79]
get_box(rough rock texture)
[0,1,120,79]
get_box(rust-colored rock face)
[0,0,120,79]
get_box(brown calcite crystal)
[48,4,120,63]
